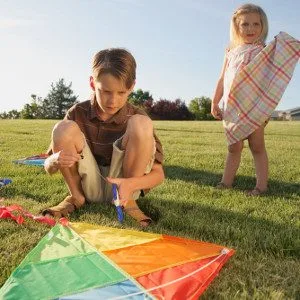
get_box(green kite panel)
[0,225,128,300]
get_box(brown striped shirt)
[65,98,164,167]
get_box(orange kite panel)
[104,234,225,277]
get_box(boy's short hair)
[92,48,136,89]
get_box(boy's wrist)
[44,152,60,172]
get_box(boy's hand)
[45,150,82,169]
[106,177,135,207]
[211,103,223,120]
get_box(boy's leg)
[221,140,244,187]
[78,145,107,203]
[122,115,154,177]
[248,126,268,194]
[109,114,155,226]
[53,121,86,204]
[42,120,86,217]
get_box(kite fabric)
[0,204,68,226]
[223,31,300,145]
[0,222,234,300]
[13,153,48,166]
[0,178,12,188]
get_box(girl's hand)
[106,177,135,207]
[211,103,223,120]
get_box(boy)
[42,48,164,227]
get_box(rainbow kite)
[13,154,48,166]
[0,222,234,299]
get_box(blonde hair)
[92,48,136,89]
[230,3,268,48]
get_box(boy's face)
[90,73,135,121]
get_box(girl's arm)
[211,53,228,120]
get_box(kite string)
[108,249,230,300]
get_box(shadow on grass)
[144,199,299,258]
[165,165,300,198]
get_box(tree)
[188,96,214,120]
[20,94,44,119]
[150,99,193,120]
[42,79,78,119]
[0,112,8,119]
[128,89,153,107]
[0,110,20,119]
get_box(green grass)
[0,119,299,299]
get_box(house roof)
[286,106,300,114]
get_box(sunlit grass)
[0,119,299,299]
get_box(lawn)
[0,119,299,299]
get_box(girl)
[211,4,299,196]
[211,4,269,196]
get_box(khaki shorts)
[78,136,155,203]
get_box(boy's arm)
[44,143,59,174]
[107,162,165,204]
[44,151,82,175]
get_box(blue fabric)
[13,159,45,166]
[58,279,153,299]
[0,178,12,187]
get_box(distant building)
[270,110,282,120]
[271,107,300,121]
[286,107,300,121]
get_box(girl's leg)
[220,141,244,187]
[248,126,268,193]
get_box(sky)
[1,0,299,113]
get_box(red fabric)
[0,204,68,226]
[136,250,234,300]
[0,206,24,224]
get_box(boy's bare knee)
[53,120,79,138]
[127,115,153,137]
[52,120,83,148]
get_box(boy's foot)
[41,195,85,218]
[123,200,152,227]
[215,182,232,189]
[246,187,267,197]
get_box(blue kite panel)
[58,279,153,299]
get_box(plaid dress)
[223,32,300,145]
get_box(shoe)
[41,196,83,218]
[123,200,152,227]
